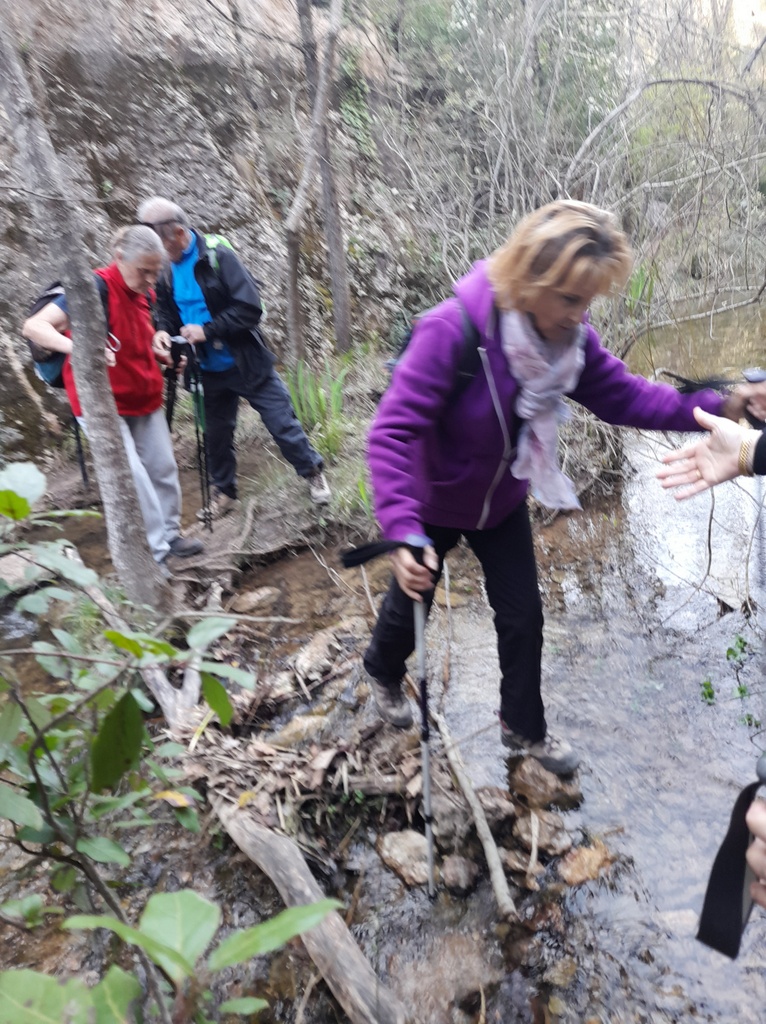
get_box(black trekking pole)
[661,368,766,428]
[183,342,213,533]
[71,416,89,489]
[341,538,437,897]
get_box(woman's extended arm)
[22,301,72,354]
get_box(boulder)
[441,854,479,895]
[513,809,572,857]
[509,759,582,810]
[378,830,432,886]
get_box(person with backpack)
[362,200,764,775]
[136,196,331,520]
[21,225,203,567]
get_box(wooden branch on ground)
[429,704,518,922]
[211,793,409,1024]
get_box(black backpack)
[386,299,483,403]
[23,274,109,389]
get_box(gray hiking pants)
[78,408,181,562]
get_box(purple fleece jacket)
[368,260,725,542]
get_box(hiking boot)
[308,470,331,505]
[168,535,204,558]
[368,676,414,729]
[500,718,579,776]
[196,492,238,522]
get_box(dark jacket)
[154,229,275,385]
[369,260,726,540]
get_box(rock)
[292,626,341,683]
[265,670,295,701]
[378,830,432,886]
[431,792,472,852]
[557,839,614,885]
[498,846,544,890]
[513,809,572,857]
[229,586,280,613]
[433,585,469,608]
[509,759,583,810]
[543,957,577,987]
[475,786,516,832]
[272,713,326,747]
[441,854,479,894]
[0,553,46,593]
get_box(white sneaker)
[196,492,238,522]
[308,470,331,505]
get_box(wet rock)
[498,846,544,890]
[509,758,582,810]
[476,786,516,833]
[229,586,280,613]
[378,829,431,886]
[272,713,327,747]
[543,957,577,987]
[431,791,471,852]
[557,839,614,885]
[441,854,479,894]
[513,809,572,857]
[292,626,340,682]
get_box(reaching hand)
[656,406,754,499]
[389,545,438,601]
[152,331,173,366]
[180,323,206,344]
[746,800,766,911]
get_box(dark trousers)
[202,365,322,499]
[363,502,546,742]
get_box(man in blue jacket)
[138,196,330,519]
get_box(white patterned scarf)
[500,309,586,510]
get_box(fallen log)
[212,793,409,1024]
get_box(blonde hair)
[487,201,633,311]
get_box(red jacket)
[63,263,163,418]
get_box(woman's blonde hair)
[487,201,633,310]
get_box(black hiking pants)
[202,365,323,499]
[363,501,546,742]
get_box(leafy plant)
[0,891,340,1022]
[284,359,350,460]
[700,678,716,705]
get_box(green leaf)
[32,550,98,588]
[129,687,155,714]
[51,865,78,894]
[51,628,83,655]
[186,617,236,651]
[91,965,143,1023]
[0,969,92,1022]
[138,891,221,984]
[0,702,23,752]
[64,914,193,980]
[0,894,45,925]
[219,996,269,1013]
[32,641,70,678]
[103,630,143,658]
[0,782,43,829]
[209,900,341,970]
[0,492,30,521]
[91,691,144,793]
[200,661,257,691]
[0,463,46,506]
[17,822,57,844]
[201,673,234,727]
[76,836,131,867]
[173,806,200,833]
[15,591,49,615]
[153,741,187,758]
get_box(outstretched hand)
[657,406,753,499]
[389,545,438,601]
[746,800,766,911]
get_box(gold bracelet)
[738,436,755,477]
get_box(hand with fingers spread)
[389,545,438,601]
[746,800,766,911]
[657,406,759,499]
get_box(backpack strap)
[204,233,234,275]
[449,300,484,402]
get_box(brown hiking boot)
[368,676,413,729]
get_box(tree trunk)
[286,0,348,358]
[296,0,352,353]
[212,795,410,1024]
[0,19,166,610]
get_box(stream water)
[2,302,766,1021]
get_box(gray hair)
[136,196,190,229]
[111,224,165,262]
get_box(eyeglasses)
[140,220,176,232]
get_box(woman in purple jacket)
[363,200,753,775]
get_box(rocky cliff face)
[1,0,408,372]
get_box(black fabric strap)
[340,541,404,568]
[697,779,760,958]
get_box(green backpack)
[204,234,266,317]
